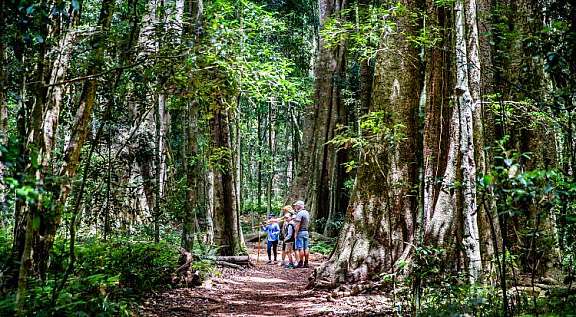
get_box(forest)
[0,0,575,315]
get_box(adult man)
[292,200,310,268]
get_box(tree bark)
[312,0,421,287]
[182,101,199,251]
[211,105,244,256]
[0,1,7,221]
[31,0,116,277]
[455,0,482,282]
[287,0,347,233]
[205,169,215,244]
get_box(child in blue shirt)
[262,215,280,264]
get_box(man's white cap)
[293,200,305,208]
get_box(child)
[282,213,296,269]
[279,205,294,266]
[262,215,280,264]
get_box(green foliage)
[208,147,233,172]
[320,5,396,61]
[313,215,344,237]
[329,111,407,177]
[415,283,502,316]
[0,229,11,270]
[432,0,455,7]
[310,240,334,256]
[399,245,502,316]
[0,236,182,316]
[74,239,179,293]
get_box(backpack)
[285,223,295,242]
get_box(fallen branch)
[245,232,262,242]
[204,255,251,264]
[215,261,243,270]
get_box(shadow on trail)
[140,243,392,316]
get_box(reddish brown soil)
[140,243,393,316]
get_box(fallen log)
[204,255,251,263]
[215,261,243,270]
[203,255,253,268]
[245,232,263,242]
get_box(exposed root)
[327,281,382,299]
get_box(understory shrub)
[310,240,335,255]
[0,237,181,316]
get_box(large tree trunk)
[181,101,200,251]
[210,106,244,256]
[180,0,204,250]
[474,0,499,281]
[312,0,421,287]
[287,0,347,233]
[421,1,461,260]
[422,0,485,281]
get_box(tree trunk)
[421,0,486,281]
[205,169,215,245]
[211,106,243,256]
[455,0,482,282]
[312,0,421,287]
[0,2,7,221]
[31,0,116,278]
[287,0,347,233]
[182,101,199,250]
[474,0,499,281]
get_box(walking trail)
[141,243,392,316]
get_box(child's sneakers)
[285,263,295,269]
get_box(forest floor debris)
[140,243,393,316]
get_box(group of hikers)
[261,200,310,269]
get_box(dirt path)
[140,243,393,316]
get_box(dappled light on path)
[141,243,393,316]
[234,276,289,284]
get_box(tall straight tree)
[454,0,482,282]
[180,0,204,251]
[210,101,244,256]
[0,0,7,219]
